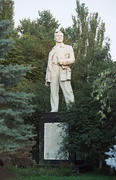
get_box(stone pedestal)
[39,112,71,166]
[38,112,93,173]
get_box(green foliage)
[0,0,14,21]
[11,167,116,180]
[65,0,112,100]
[1,10,60,157]
[0,20,14,58]
[2,0,115,167]
[36,10,59,39]
[60,0,115,168]
[18,10,59,38]
[92,63,116,121]
[6,10,60,113]
[0,64,33,86]
[11,167,72,177]
[4,10,60,85]
[18,176,116,180]
[0,0,36,152]
[16,10,59,67]
[61,101,116,165]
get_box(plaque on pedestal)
[39,112,70,166]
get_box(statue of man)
[45,30,75,112]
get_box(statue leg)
[60,80,74,107]
[50,65,60,112]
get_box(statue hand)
[45,81,50,86]
[58,60,63,65]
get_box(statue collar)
[55,43,65,48]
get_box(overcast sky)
[13,0,116,61]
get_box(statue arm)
[45,50,55,85]
[59,46,75,66]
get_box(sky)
[13,0,116,61]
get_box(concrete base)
[39,112,71,166]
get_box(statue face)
[54,32,64,43]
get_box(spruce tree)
[0,0,36,152]
[0,0,14,21]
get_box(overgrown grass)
[10,167,116,180]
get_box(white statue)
[45,30,75,112]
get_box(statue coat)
[45,43,75,83]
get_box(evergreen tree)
[11,10,60,113]
[0,0,14,21]
[10,10,60,160]
[0,0,36,152]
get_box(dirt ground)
[0,167,20,180]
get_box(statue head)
[54,30,64,43]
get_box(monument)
[39,30,75,166]
[39,31,93,172]
[45,30,75,112]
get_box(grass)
[10,167,116,180]
[18,175,116,180]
